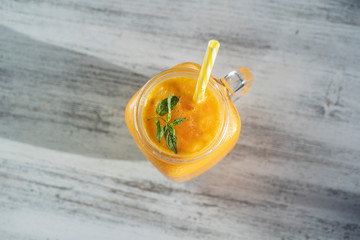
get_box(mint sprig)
[148,94,186,154]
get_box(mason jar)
[125,62,253,182]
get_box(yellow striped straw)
[194,40,220,103]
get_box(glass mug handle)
[170,62,253,101]
[219,67,254,102]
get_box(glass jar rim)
[134,67,230,164]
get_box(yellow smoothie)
[142,77,221,155]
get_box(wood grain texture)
[0,0,360,239]
[1,138,359,240]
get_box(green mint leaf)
[155,119,164,142]
[164,124,177,154]
[156,99,168,116]
[172,117,186,126]
[155,95,180,116]
[170,96,180,111]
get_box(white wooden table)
[1,0,360,239]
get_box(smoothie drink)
[125,62,252,182]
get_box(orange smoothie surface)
[142,77,221,155]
